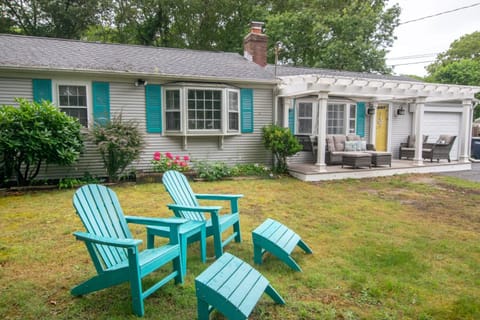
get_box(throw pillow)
[345,141,358,151]
[357,140,367,151]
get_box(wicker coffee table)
[342,153,372,169]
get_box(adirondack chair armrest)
[73,231,142,248]
[124,216,187,227]
[167,203,222,214]
[195,194,244,201]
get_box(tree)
[266,0,400,72]
[426,31,480,120]
[1,0,101,38]
[90,115,144,182]
[0,99,83,186]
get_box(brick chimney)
[243,21,268,67]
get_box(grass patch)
[0,174,479,319]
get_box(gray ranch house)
[0,22,479,181]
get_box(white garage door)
[423,112,461,160]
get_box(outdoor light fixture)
[397,106,406,115]
[367,106,375,115]
[134,79,148,87]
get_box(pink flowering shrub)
[151,151,190,173]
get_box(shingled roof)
[0,34,276,83]
[265,65,420,83]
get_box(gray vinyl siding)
[391,103,412,159]
[0,77,32,105]
[3,77,274,180]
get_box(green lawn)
[1,174,479,319]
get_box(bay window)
[164,84,241,135]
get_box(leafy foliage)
[426,31,480,119]
[193,161,231,181]
[262,124,302,173]
[90,115,143,182]
[0,98,83,186]
[1,0,400,73]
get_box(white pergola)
[277,74,480,171]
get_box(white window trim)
[163,84,241,136]
[52,80,92,127]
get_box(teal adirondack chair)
[71,184,185,317]
[162,170,243,259]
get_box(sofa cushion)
[326,135,336,152]
[437,135,454,145]
[346,134,361,141]
[332,135,346,151]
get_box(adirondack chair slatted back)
[73,184,132,271]
[162,171,205,221]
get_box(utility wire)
[387,53,439,61]
[388,60,435,66]
[399,2,480,25]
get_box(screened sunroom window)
[58,85,88,126]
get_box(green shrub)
[90,114,143,182]
[262,124,302,173]
[193,161,231,181]
[230,163,271,177]
[0,99,83,186]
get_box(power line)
[399,2,480,25]
[387,53,439,61]
[388,60,435,66]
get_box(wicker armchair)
[422,135,456,162]
[399,135,428,159]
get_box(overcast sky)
[386,0,480,77]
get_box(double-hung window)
[348,104,357,134]
[327,103,345,134]
[165,89,181,130]
[327,102,357,134]
[228,90,239,131]
[297,102,314,135]
[58,85,88,127]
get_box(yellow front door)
[375,106,388,151]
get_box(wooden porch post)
[316,92,329,172]
[460,99,473,162]
[413,97,426,166]
[283,98,291,128]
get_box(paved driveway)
[438,162,480,182]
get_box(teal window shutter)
[32,79,52,102]
[92,82,110,126]
[240,88,254,133]
[288,99,296,133]
[356,102,366,137]
[145,84,162,133]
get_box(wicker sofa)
[325,134,374,165]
